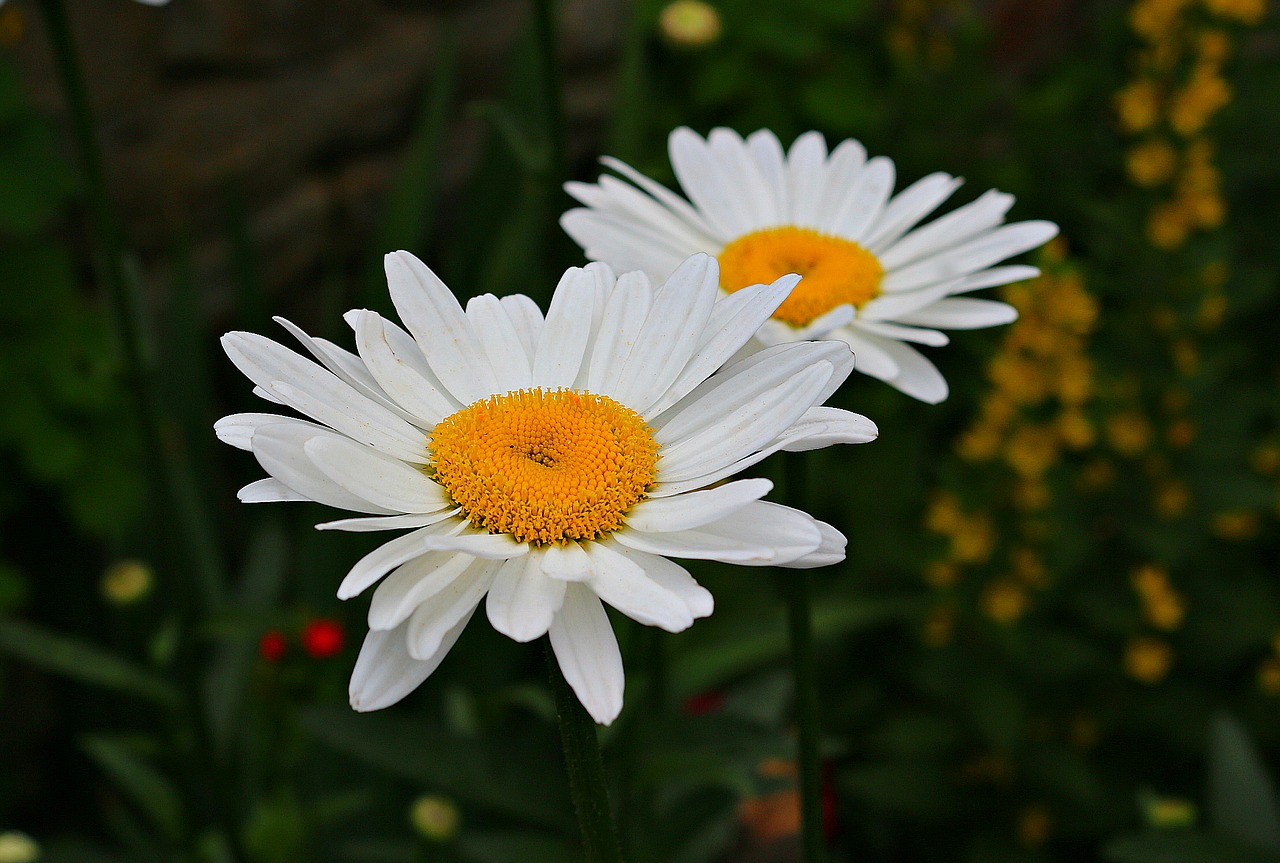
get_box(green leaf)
[1208,713,1280,850]
[79,734,185,840]
[0,616,178,705]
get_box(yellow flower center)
[717,227,885,327]
[428,388,658,545]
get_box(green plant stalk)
[35,0,224,613]
[546,641,625,863]
[781,453,826,862]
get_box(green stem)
[546,641,624,863]
[35,0,224,612]
[781,453,826,862]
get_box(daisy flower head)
[216,251,877,725]
[561,127,1061,404]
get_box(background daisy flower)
[216,252,876,725]
[561,127,1060,403]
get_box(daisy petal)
[540,541,594,582]
[304,436,449,514]
[586,271,652,395]
[534,267,597,388]
[250,423,395,515]
[877,189,1016,269]
[599,155,717,239]
[862,172,962,252]
[466,294,533,392]
[833,155,895,241]
[336,522,464,600]
[221,332,426,463]
[611,253,719,412]
[486,554,567,642]
[814,138,867,227]
[898,297,1019,329]
[406,563,497,660]
[351,310,457,426]
[855,319,950,347]
[877,338,949,404]
[215,412,310,451]
[368,552,481,631]
[951,265,1041,294]
[615,501,822,565]
[600,540,713,618]
[584,541,694,632]
[237,478,309,503]
[777,406,880,451]
[500,294,545,360]
[384,251,498,404]
[707,127,779,229]
[779,519,847,569]
[669,126,753,239]
[626,478,773,533]
[349,614,471,712]
[881,221,1060,293]
[549,584,625,725]
[785,131,829,226]
[419,531,531,560]
[746,129,790,219]
[316,512,459,532]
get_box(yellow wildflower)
[1197,292,1228,330]
[1017,804,1053,849]
[1258,658,1280,696]
[1058,410,1095,449]
[1079,459,1116,492]
[925,491,963,535]
[1126,139,1179,187]
[1012,547,1049,586]
[1166,419,1196,448]
[982,579,1029,624]
[1124,636,1174,684]
[1115,79,1162,133]
[1154,479,1192,518]
[1013,479,1052,512]
[924,561,960,589]
[1005,425,1060,478]
[1211,509,1259,541]
[1196,29,1233,63]
[951,514,996,564]
[1147,201,1191,250]
[1107,411,1153,456]
[1202,0,1267,25]
[1250,443,1280,475]
[1169,69,1231,135]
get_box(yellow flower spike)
[1210,509,1259,541]
[982,579,1029,624]
[1107,412,1154,456]
[1202,0,1267,24]
[1126,139,1179,187]
[1004,425,1060,479]
[951,514,996,564]
[1116,79,1163,133]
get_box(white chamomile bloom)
[561,127,1061,404]
[216,251,877,725]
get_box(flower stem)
[35,0,225,613]
[781,453,826,862]
[546,641,625,863]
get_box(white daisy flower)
[216,251,877,725]
[561,127,1060,404]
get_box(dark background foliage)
[1,0,1277,861]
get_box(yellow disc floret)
[717,227,884,327]
[429,388,658,545]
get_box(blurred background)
[1,0,1278,861]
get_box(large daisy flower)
[561,127,1060,404]
[216,251,876,724]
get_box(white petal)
[584,541,694,632]
[420,531,531,560]
[776,406,879,451]
[875,337,950,404]
[534,268,597,388]
[486,554,567,642]
[272,317,410,420]
[599,154,719,239]
[645,275,797,419]
[250,423,395,515]
[222,332,427,463]
[568,174,716,252]
[560,209,701,281]
[706,127,779,228]
[500,294,545,359]
[626,478,773,533]
[855,319,950,347]
[877,189,1015,268]
[317,511,458,532]
[814,138,867,227]
[351,310,457,426]
[862,172,963,252]
[897,297,1019,329]
[830,328,900,381]
[881,221,1060,293]
[406,563,497,660]
[785,131,829,227]
[832,155,895,241]
[745,129,790,220]
[215,412,304,451]
[466,294,533,392]
[549,584,625,725]
[951,265,1041,294]
[237,478,309,503]
[369,551,482,631]
[336,522,464,600]
[304,436,448,514]
[348,614,471,712]
[540,541,594,582]
[669,126,754,239]
[610,253,719,412]
[857,282,958,323]
[781,520,847,569]
[586,270,652,395]
[614,501,822,566]
[383,251,498,404]
[599,539,714,619]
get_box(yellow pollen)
[428,388,658,545]
[717,227,885,327]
